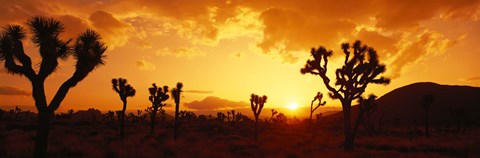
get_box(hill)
[324,82,480,127]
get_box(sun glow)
[286,102,299,111]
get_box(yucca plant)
[112,78,136,136]
[171,82,183,140]
[0,16,106,157]
[148,83,169,133]
[250,94,267,141]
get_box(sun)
[286,102,299,111]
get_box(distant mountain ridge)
[325,82,480,126]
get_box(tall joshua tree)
[420,94,434,136]
[250,94,267,141]
[301,40,390,150]
[148,83,169,133]
[171,82,183,141]
[0,16,106,157]
[310,92,326,129]
[112,78,136,136]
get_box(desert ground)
[1,112,479,158]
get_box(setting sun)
[287,102,299,111]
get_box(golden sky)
[1,0,480,117]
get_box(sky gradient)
[1,0,480,117]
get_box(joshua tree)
[363,99,378,133]
[269,109,278,122]
[112,78,136,136]
[274,112,288,124]
[0,16,106,157]
[217,112,226,122]
[148,83,169,133]
[171,82,183,141]
[250,94,267,141]
[301,40,390,150]
[352,95,377,139]
[227,111,231,122]
[231,110,236,123]
[420,94,434,136]
[14,106,21,120]
[310,92,326,129]
[448,107,469,133]
[68,109,75,119]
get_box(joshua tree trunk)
[309,100,314,129]
[150,108,158,133]
[33,110,52,158]
[342,101,354,150]
[174,103,179,140]
[254,117,259,141]
[120,100,127,136]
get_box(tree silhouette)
[68,109,75,119]
[217,112,226,122]
[352,95,377,139]
[310,92,326,129]
[171,82,183,141]
[420,94,434,136]
[148,83,169,133]
[0,16,106,157]
[269,109,278,122]
[301,40,390,150]
[250,94,267,141]
[112,78,136,136]
[231,110,236,123]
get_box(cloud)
[57,15,90,40]
[1,0,478,79]
[155,47,206,59]
[184,90,214,94]
[136,60,156,71]
[0,86,30,96]
[184,96,249,110]
[388,30,461,79]
[460,76,480,82]
[89,10,134,49]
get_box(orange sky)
[1,0,480,118]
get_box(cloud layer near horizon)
[0,0,479,79]
[0,86,30,96]
[184,96,249,110]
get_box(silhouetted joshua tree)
[250,94,267,141]
[171,82,183,141]
[67,109,75,119]
[310,92,326,129]
[448,107,469,133]
[148,83,169,133]
[217,112,226,122]
[270,109,278,122]
[0,16,106,157]
[112,78,136,136]
[420,94,434,136]
[352,95,377,139]
[231,110,236,123]
[301,40,390,150]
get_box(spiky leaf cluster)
[250,94,267,119]
[148,83,169,109]
[112,78,136,101]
